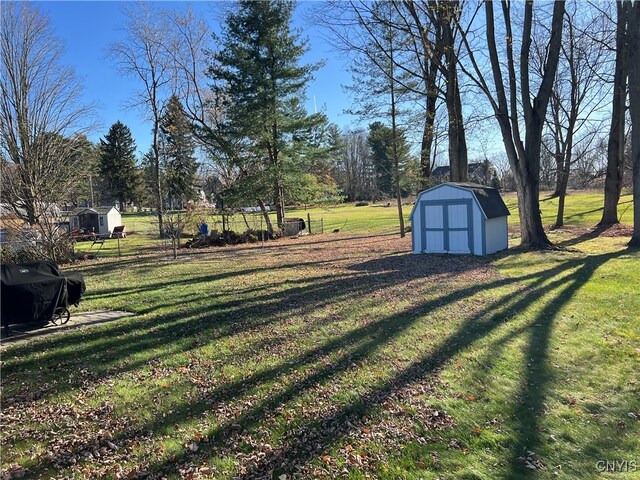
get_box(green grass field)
[77,190,634,259]
[1,191,638,479]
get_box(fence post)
[321,217,324,234]
[307,213,312,234]
[260,215,264,248]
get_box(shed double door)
[79,213,99,233]
[422,201,472,254]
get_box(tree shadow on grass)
[504,252,626,477]
[225,251,624,479]
[156,251,622,479]
[5,254,525,477]
[1,248,492,406]
[552,224,631,249]
[2,244,627,479]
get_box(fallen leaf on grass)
[187,442,199,452]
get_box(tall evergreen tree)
[367,122,409,199]
[64,135,100,208]
[160,95,198,209]
[368,122,395,198]
[209,0,326,232]
[99,121,141,211]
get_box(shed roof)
[447,183,510,219]
[416,182,510,219]
[70,206,119,216]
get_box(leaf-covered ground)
[1,230,639,479]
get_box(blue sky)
[36,1,357,156]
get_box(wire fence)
[2,202,409,261]
[67,211,327,258]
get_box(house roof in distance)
[432,162,487,177]
[446,182,510,219]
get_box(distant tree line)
[1,0,640,251]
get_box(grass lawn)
[82,190,634,259]
[1,191,638,479]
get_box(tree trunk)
[89,173,95,207]
[443,4,468,184]
[553,124,574,228]
[241,211,251,230]
[519,122,553,247]
[628,2,640,245]
[551,158,564,198]
[482,0,562,249]
[515,171,549,247]
[601,1,630,226]
[257,198,274,237]
[419,95,436,190]
[389,43,405,238]
[274,180,285,233]
[553,171,569,227]
[403,1,439,192]
[153,144,164,237]
[21,174,38,225]
[447,76,468,182]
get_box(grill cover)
[61,271,86,306]
[1,260,67,324]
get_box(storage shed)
[69,206,122,236]
[410,183,510,256]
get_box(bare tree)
[316,1,441,190]
[358,3,408,236]
[538,1,610,227]
[109,3,173,237]
[394,1,442,188]
[164,7,236,180]
[0,3,93,226]
[600,0,631,226]
[628,1,640,246]
[314,2,411,236]
[431,0,468,182]
[338,130,375,201]
[0,3,95,262]
[458,1,565,248]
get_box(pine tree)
[367,122,409,199]
[99,121,141,211]
[209,0,327,232]
[160,95,198,209]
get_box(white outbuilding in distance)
[410,182,510,256]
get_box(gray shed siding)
[484,216,508,254]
